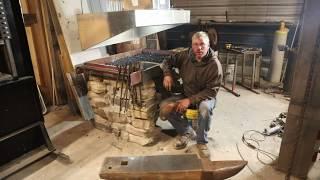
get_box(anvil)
[100,154,247,180]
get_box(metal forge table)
[221,47,262,97]
[81,49,171,80]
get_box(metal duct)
[77,10,190,50]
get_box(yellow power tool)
[185,108,199,130]
[159,102,199,129]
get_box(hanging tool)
[119,64,125,115]
[129,62,143,108]
[128,63,135,111]
[123,63,131,111]
[132,63,138,106]
[137,62,143,107]
[113,65,121,105]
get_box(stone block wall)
[87,75,160,146]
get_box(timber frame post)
[277,0,320,178]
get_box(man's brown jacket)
[162,48,223,104]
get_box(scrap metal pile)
[82,49,171,78]
[263,112,287,136]
[110,53,170,66]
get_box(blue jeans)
[160,95,216,144]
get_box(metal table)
[221,47,262,97]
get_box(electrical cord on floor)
[236,130,279,179]
[241,130,278,166]
[236,143,265,180]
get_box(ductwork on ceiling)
[77,3,190,50]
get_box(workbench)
[220,46,262,97]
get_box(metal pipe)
[113,65,121,105]
[197,21,296,27]
[138,62,143,107]
[119,65,125,115]
[5,40,18,78]
[232,56,238,92]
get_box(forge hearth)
[82,49,172,146]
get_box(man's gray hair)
[192,31,210,45]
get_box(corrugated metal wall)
[165,23,298,56]
[172,0,304,23]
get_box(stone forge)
[82,49,172,146]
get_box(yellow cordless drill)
[185,108,199,130]
[159,102,199,130]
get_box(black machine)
[0,0,54,178]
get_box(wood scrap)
[46,0,77,112]
[66,72,94,121]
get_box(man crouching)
[160,31,222,158]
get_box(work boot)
[174,131,196,150]
[197,144,210,158]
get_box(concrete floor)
[5,87,320,180]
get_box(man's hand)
[176,98,191,113]
[163,75,173,91]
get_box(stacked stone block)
[87,75,160,146]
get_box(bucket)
[226,64,235,82]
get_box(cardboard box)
[123,0,170,10]
[123,0,153,10]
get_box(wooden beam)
[20,0,41,86]
[46,0,78,111]
[29,0,53,105]
[20,0,53,104]
[39,0,57,105]
[45,0,74,73]
[277,0,320,178]
[39,0,67,105]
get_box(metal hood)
[77,9,190,50]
